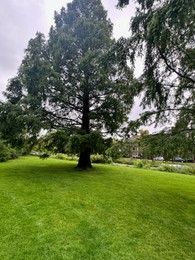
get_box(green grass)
[0,156,194,260]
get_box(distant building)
[130,135,140,159]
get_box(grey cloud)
[0,0,46,96]
[0,0,134,98]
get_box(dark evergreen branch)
[158,47,195,84]
[45,110,81,125]
[170,39,194,62]
[62,101,82,113]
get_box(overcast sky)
[0,0,159,132]
[0,1,137,96]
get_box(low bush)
[114,158,133,165]
[52,153,112,163]
[180,166,195,175]
[158,164,195,175]
[150,160,161,167]
[51,153,78,161]
[133,159,144,168]
[0,142,19,162]
[39,153,50,159]
[143,163,151,169]
[158,164,177,173]
[91,154,112,164]
[52,153,66,160]
[110,158,195,175]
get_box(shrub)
[153,163,195,175]
[91,154,112,164]
[0,141,19,162]
[114,158,134,165]
[134,160,144,168]
[143,163,151,169]
[39,153,50,160]
[158,164,178,173]
[180,166,195,175]
[150,160,161,167]
[51,153,78,161]
[52,153,66,160]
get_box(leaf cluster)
[70,131,112,154]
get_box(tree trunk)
[76,147,92,170]
[76,88,92,170]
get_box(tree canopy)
[137,128,194,161]
[1,0,136,169]
[118,0,195,132]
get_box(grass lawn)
[0,156,194,260]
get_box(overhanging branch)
[158,47,195,84]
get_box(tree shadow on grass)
[3,160,109,183]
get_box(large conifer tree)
[2,0,136,169]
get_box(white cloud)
[0,0,46,98]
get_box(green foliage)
[132,160,195,175]
[180,167,195,175]
[137,128,194,161]
[51,153,78,161]
[0,102,42,150]
[0,138,18,162]
[2,0,136,168]
[37,131,70,154]
[133,159,144,168]
[36,130,112,160]
[157,164,195,175]
[105,139,132,159]
[119,0,195,131]
[105,143,122,159]
[114,157,134,165]
[51,153,113,164]
[52,153,67,160]
[143,163,151,169]
[112,156,195,175]
[70,131,110,155]
[90,154,112,164]
[158,164,178,173]
[39,153,51,160]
